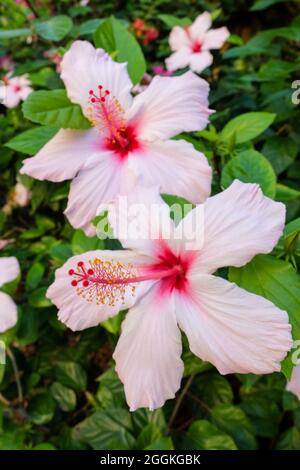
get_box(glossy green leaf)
[5,126,58,155]
[184,420,237,450]
[33,16,73,41]
[220,112,276,144]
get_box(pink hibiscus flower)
[0,73,33,108]
[20,40,213,236]
[166,12,229,73]
[0,254,20,332]
[47,181,292,411]
[287,364,300,400]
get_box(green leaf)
[241,397,281,438]
[72,229,104,255]
[211,404,257,450]
[276,184,300,201]
[229,255,300,378]
[5,127,58,155]
[220,112,276,144]
[262,136,297,174]
[221,150,276,198]
[0,28,31,40]
[96,368,126,409]
[158,14,191,27]
[33,16,73,41]
[29,287,52,308]
[54,361,87,391]
[251,0,289,11]
[184,420,237,450]
[23,90,90,129]
[276,427,300,449]
[94,16,146,84]
[194,373,234,408]
[50,382,77,412]
[28,393,56,425]
[26,262,45,290]
[78,19,103,36]
[74,409,136,450]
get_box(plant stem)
[6,347,23,404]
[168,375,194,431]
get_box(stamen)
[87,84,127,145]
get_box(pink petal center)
[191,40,202,53]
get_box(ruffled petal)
[129,139,212,204]
[60,40,133,115]
[64,152,127,236]
[191,180,286,274]
[20,128,99,183]
[127,71,213,141]
[0,292,17,333]
[176,274,292,374]
[202,27,230,50]
[165,48,193,72]
[0,257,20,287]
[189,51,213,73]
[46,250,152,332]
[114,285,183,410]
[189,12,212,40]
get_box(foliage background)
[1,0,300,450]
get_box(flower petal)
[60,40,133,115]
[114,285,183,410]
[203,27,230,50]
[189,12,212,40]
[0,292,17,333]
[287,365,300,400]
[191,180,286,274]
[129,139,212,204]
[126,71,213,141]
[189,51,213,73]
[168,27,190,51]
[176,274,292,374]
[108,185,174,257]
[46,250,151,332]
[64,152,127,235]
[0,257,20,287]
[20,128,99,182]
[3,86,20,108]
[165,48,193,72]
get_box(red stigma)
[68,269,74,275]
[78,261,84,267]
[71,280,78,287]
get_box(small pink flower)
[0,55,14,72]
[0,253,20,332]
[152,65,172,77]
[166,12,230,73]
[0,73,33,109]
[47,181,292,411]
[287,365,300,400]
[21,40,213,236]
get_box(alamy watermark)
[95,198,205,250]
[291,80,300,104]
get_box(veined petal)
[202,27,230,50]
[64,152,128,236]
[168,26,191,51]
[191,180,286,274]
[129,139,212,204]
[114,285,183,410]
[176,274,292,375]
[20,128,99,183]
[60,40,133,115]
[0,292,17,333]
[0,257,20,287]
[189,12,212,40]
[126,71,213,141]
[46,250,151,332]
[189,51,213,73]
[287,365,300,400]
[165,48,193,72]
[108,185,174,257]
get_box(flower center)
[191,40,202,53]
[69,245,194,306]
[87,85,141,159]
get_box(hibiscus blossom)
[0,253,20,332]
[47,181,292,411]
[20,40,213,236]
[166,12,229,73]
[0,73,32,108]
[286,365,300,400]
